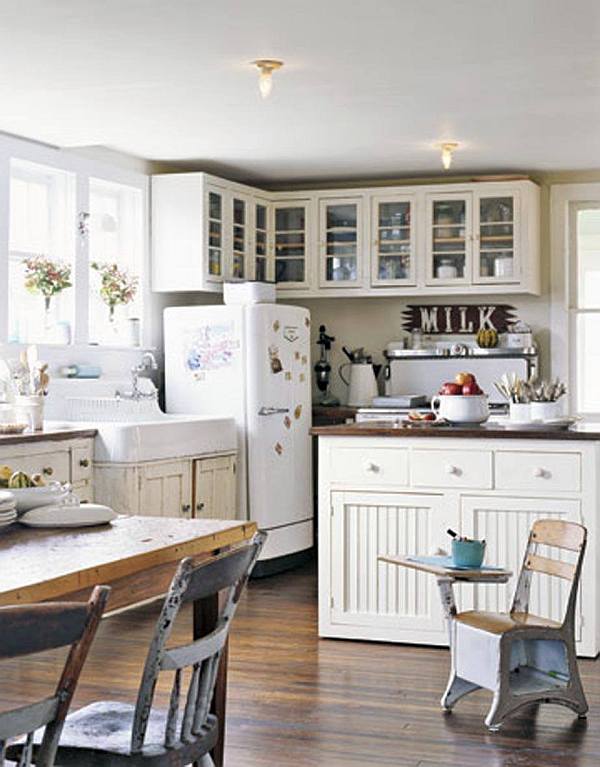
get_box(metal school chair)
[444,519,588,730]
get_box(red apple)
[455,372,476,386]
[462,382,482,396]
[440,382,463,396]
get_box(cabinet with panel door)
[93,451,237,520]
[317,435,598,657]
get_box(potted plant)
[91,261,138,322]
[23,256,72,323]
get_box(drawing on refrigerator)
[164,303,313,573]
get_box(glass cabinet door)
[206,187,224,282]
[274,202,309,287]
[254,200,270,281]
[426,193,472,285]
[371,195,415,285]
[232,196,247,279]
[319,197,362,287]
[474,192,519,284]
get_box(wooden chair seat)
[8,701,218,767]
[455,610,562,635]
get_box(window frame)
[550,183,600,420]
[0,133,150,350]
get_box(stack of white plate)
[0,491,17,528]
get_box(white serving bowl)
[9,484,70,513]
[431,394,490,424]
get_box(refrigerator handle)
[258,406,290,416]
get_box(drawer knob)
[181,504,191,515]
[533,467,549,479]
[196,502,205,512]
[79,458,90,468]
[42,466,54,476]
[365,462,380,473]
[446,464,461,476]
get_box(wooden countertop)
[0,424,97,446]
[311,420,600,441]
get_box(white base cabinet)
[94,451,237,520]
[0,437,94,503]
[318,436,599,657]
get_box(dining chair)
[443,519,587,730]
[9,531,266,767]
[0,585,110,767]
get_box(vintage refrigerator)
[164,304,313,571]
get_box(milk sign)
[401,304,517,335]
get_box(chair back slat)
[180,663,201,743]
[17,731,33,767]
[160,623,229,671]
[0,585,109,767]
[181,544,259,604]
[531,519,586,552]
[511,519,586,626]
[525,553,576,581]
[164,669,181,749]
[131,531,266,755]
[0,604,89,659]
[0,698,59,741]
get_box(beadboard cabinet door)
[193,454,237,520]
[138,460,192,518]
[460,495,583,640]
[327,491,451,643]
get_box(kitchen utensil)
[431,394,489,424]
[452,538,486,568]
[339,362,379,406]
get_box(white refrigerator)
[164,303,313,568]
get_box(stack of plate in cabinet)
[0,491,17,528]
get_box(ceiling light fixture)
[251,59,284,99]
[440,142,459,170]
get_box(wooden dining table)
[0,514,257,767]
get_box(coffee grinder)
[314,324,340,406]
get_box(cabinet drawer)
[330,447,408,486]
[71,446,93,483]
[495,451,581,493]
[411,448,493,489]
[8,451,71,484]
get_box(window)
[572,205,600,414]
[0,138,148,349]
[88,178,144,345]
[8,160,76,344]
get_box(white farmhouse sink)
[91,413,236,463]
[51,396,236,463]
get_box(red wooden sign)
[401,304,517,335]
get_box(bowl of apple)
[431,373,489,424]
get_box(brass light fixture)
[440,142,459,170]
[251,59,284,99]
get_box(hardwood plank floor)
[1,561,599,766]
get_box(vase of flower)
[23,256,72,338]
[91,261,139,342]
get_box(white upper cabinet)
[252,197,272,282]
[473,187,520,286]
[273,199,312,290]
[426,191,472,287]
[151,174,540,296]
[371,194,416,287]
[318,196,364,288]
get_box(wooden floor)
[2,561,600,766]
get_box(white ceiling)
[1,0,599,183]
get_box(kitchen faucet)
[116,351,158,401]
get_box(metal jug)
[339,362,378,406]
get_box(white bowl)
[9,484,70,513]
[431,394,490,424]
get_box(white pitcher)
[339,363,378,406]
